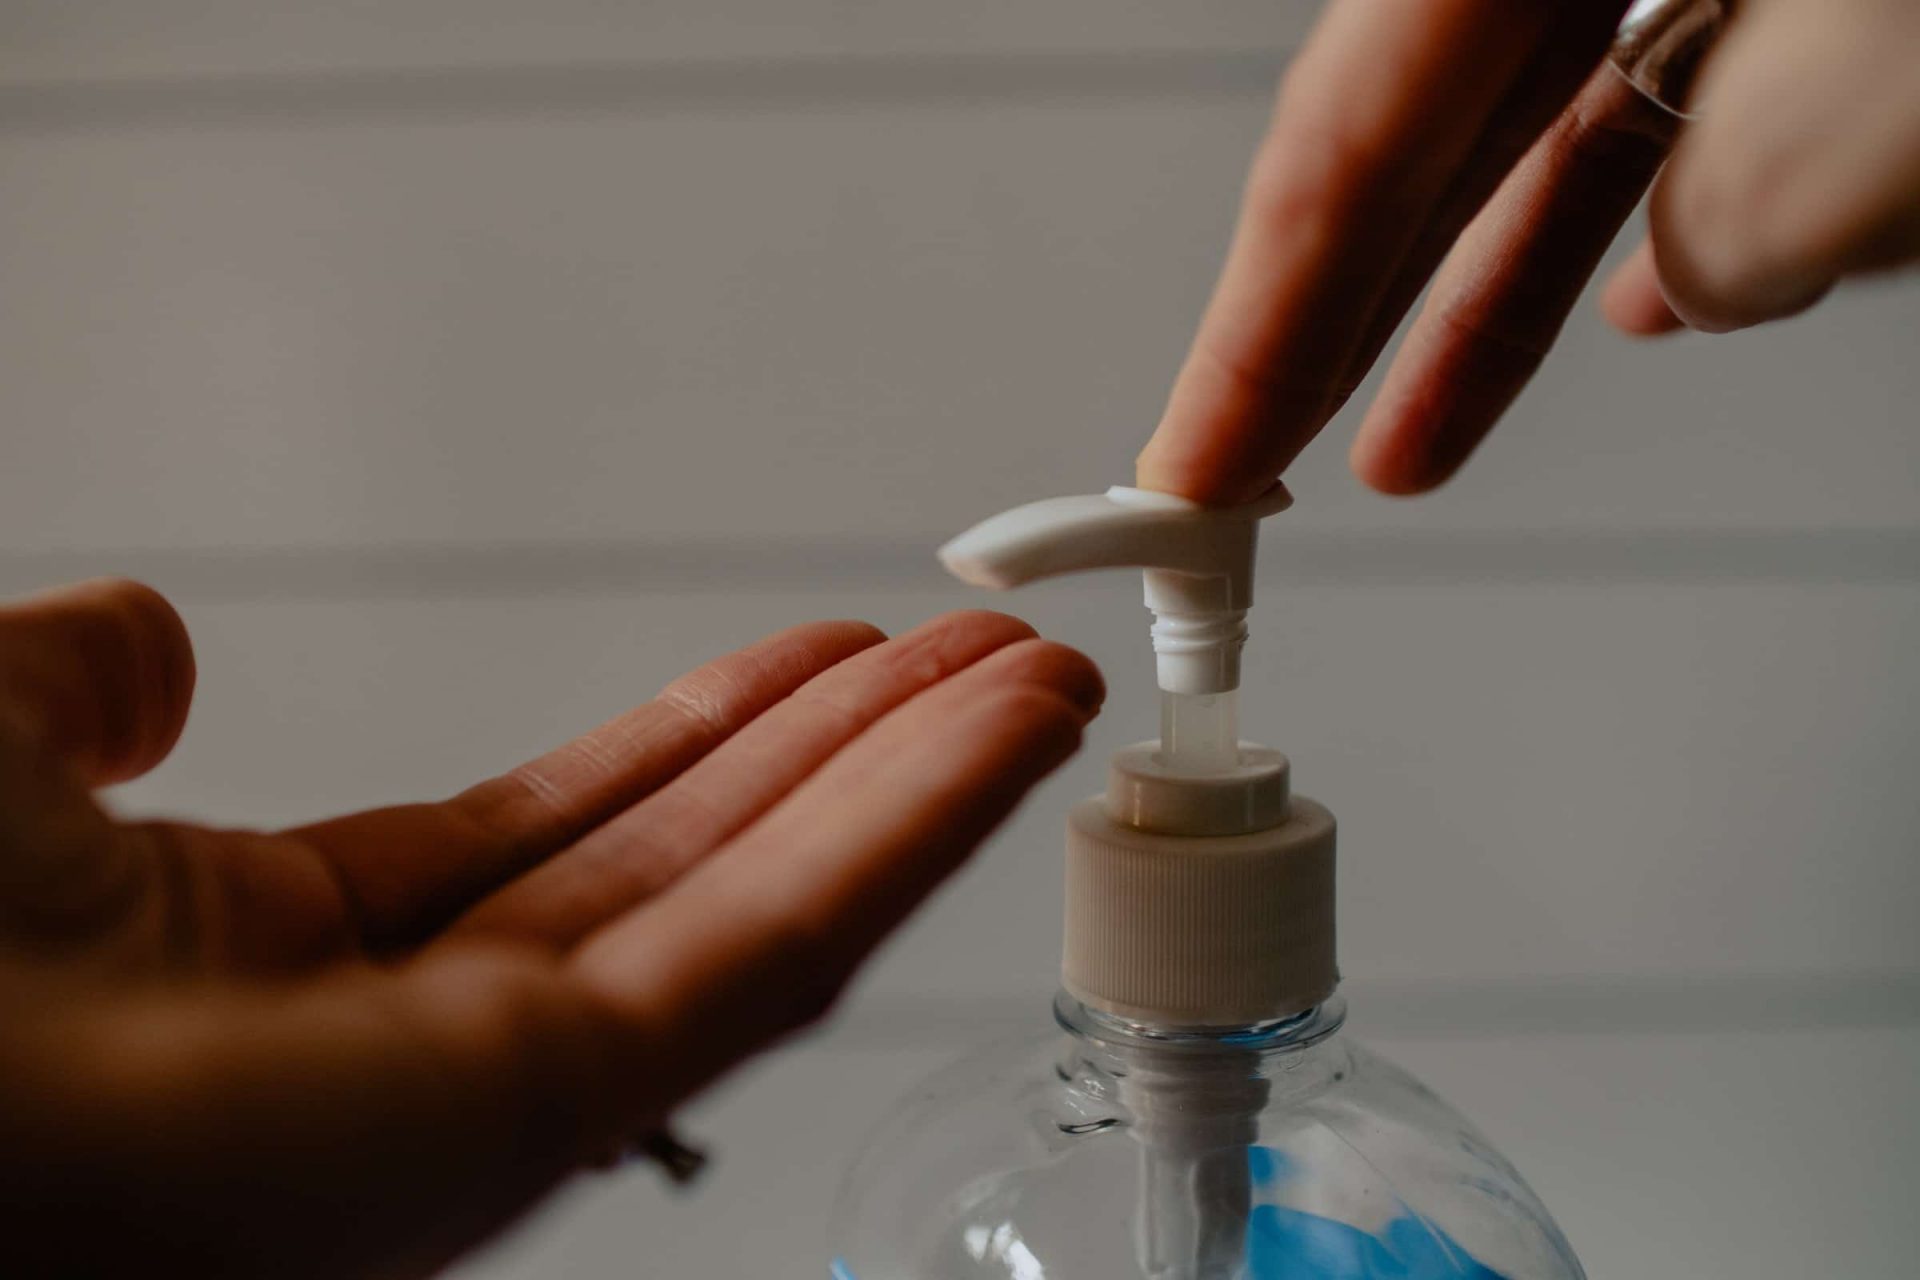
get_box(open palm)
[0,579,1101,1277]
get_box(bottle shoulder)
[836,1020,1481,1145]
[831,1021,1584,1280]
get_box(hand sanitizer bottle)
[827,486,1586,1280]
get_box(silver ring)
[1609,0,1736,120]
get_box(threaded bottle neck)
[1054,989,1347,1057]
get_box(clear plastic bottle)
[828,992,1585,1280]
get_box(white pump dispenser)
[939,483,1337,1279]
[938,482,1334,1029]
[939,483,1291,697]
[942,483,1292,778]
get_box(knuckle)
[1560,89,1676,184]
[1432,301,1556,368]
[654,668,744,738]
[489,760,576,831]
[868,627,955,687]
[1254,59,1447,236]
[1242,123,1359,249]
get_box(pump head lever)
[940,484,1290,608]
[938,484,1291,694]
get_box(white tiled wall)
[0,0,1310,78]
[4,105,1919,554]
[6,6,1917,1277]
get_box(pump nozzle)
[938,484,1290,696]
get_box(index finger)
[1137,0,1626,504]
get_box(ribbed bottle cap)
[1063,747,1336,1028]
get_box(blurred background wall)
[2,3,1915,1275]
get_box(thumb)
[1649,0,1920,333]
[1,947,625,1279]
[0,578,196,786]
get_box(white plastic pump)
[938,482,1334,1028]
[939,483,1291,697]
[938,482,1334,1279]
[942,483,1292,777]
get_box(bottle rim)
[1052,989,1347,1055]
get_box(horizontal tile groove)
[821,969,1920,1048]
[1,528,1916,602]
[0,48,1288,133]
